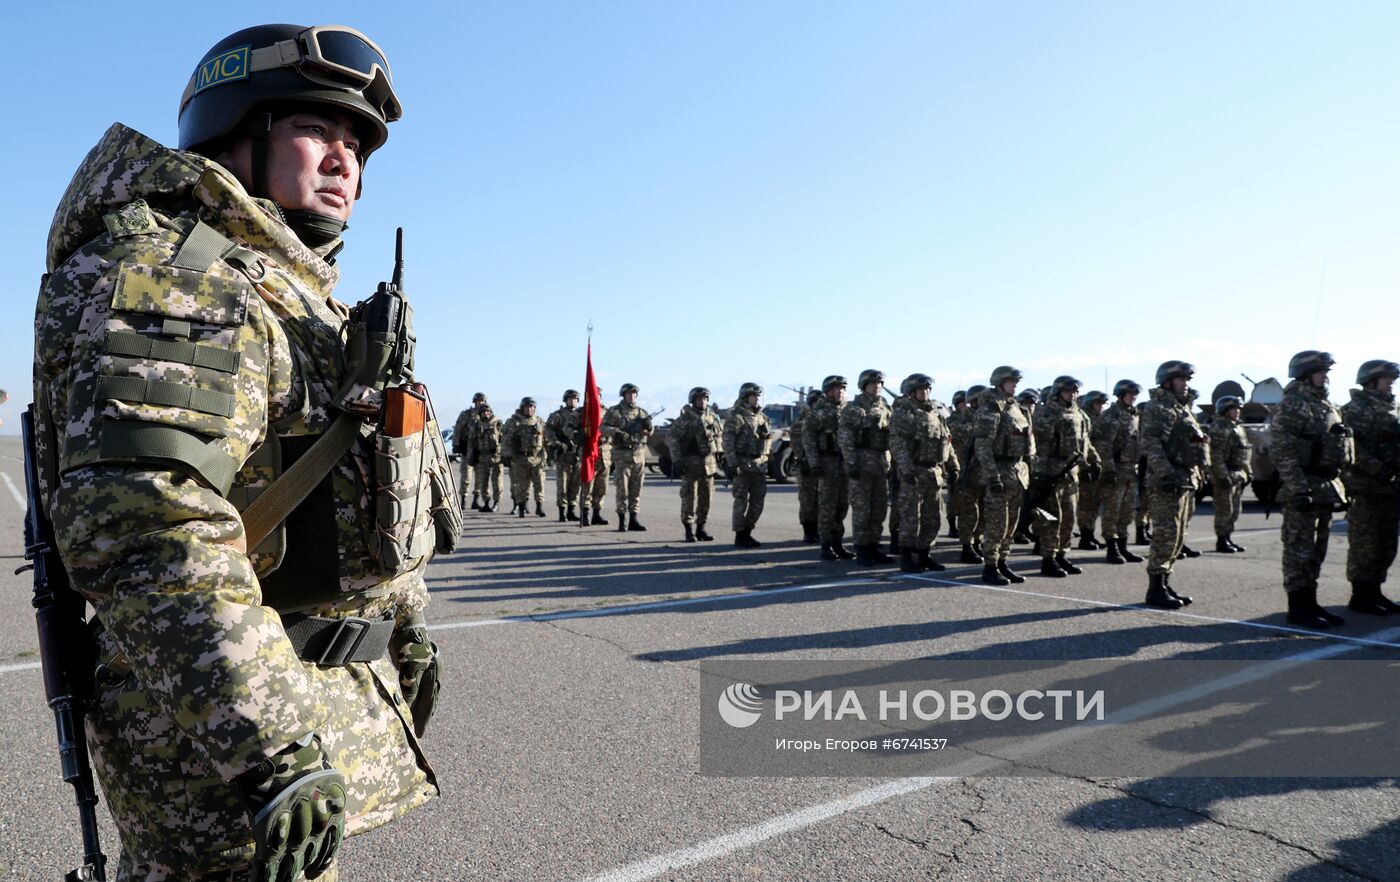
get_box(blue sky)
[5,1,1394,428]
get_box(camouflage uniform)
[602,400,652,517]
[1271,380,1354,593]
[947,401,984,551]
[1075,400,1106,542]
[503,408,546,509]
[724,398,772,533]
[453,407,474,503]
[1093,401,1140,542]
[1208,412,1252,541]
[32,126,439,877]
[890,396,958,553]
[1032,395,1101,559]
[468,414,505,508]
[1140,387,1209,576]
[975,388,1034,562]
[790,406,819,533]
[545,403,582,515]
[839,391,893,546]
[1342,386,1400,586]
[581,433,611,517]
[668,403,724,529]
[802,395,850,545]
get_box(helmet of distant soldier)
[952,390,967,406]
[1112,379,1142,399]
[1051,375,1082,397]
[965,384,988,404]
[1155,360,1195,386]
[822,375,848,392]
[688,386,711,404]
[472,392,486,403]
[520,397,536,408]
[739,382,763,400]
[900,373,933,397]
[1214,395,1243,415]
[1356,359,1400,387]
[806,389,823,406]
[1287,350,1336,380]
[619,383,639,396]
[563,389,579,401]
[857,369,885,390]
[989,366,1023,387]
[1080,390,1108,408]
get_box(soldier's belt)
[993,455,1025,463]
[284,613,395,666]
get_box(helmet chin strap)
[244,111,347,251]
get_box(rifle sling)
[241,412,363,551]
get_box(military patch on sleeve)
[103,199,158,240]
[111,262,250,326]
[194,45,251,94]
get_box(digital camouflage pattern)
[802,395,849,543]
[1271,380,1355,592]
[1139,386,1210,574]
[468,415,505,507]
[33,125,436,876]
[546,403,582,511]
[1341,387,1400,584]
[602,400,651,515]
[1209,412,1253,539]
[1076,404,1104,539]
[839,391,893,545]
[1032,395,1101,557]
[1092,400,1140,541]
[503,408,546,507]
[790,406,818,526]
[890,397,958,551]
[974,388,1034,561]
[669,403,723,527]
[724,398,771,532]
[947,403,982,546]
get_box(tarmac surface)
[2,441,1397,881]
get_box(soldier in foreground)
[840,369,894,566]
[1139,361,1205,609]
[31,24,446,879]
[890,374,958,572]
[1032,376,1102,577]
[668,387,723,542]
[1271,351,1354,629]
[976,367,1034,585]
[1094,380,1144,565]
[603,383,652,531]
[805,375,854,561]
[1341,359,1400,614]
[791,389,823,543]
[950,385,988,564]
[1208,395,1252,553]
[546,389,583,522]
[505,397,548,517]
[470,404,505,511]
[724,382,773,547]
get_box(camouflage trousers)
[457,459,474,504]
[797,469,818,525]
[982,485,1023,561]
[612,448,646,515]
[731,461,768,531]
[848,460,889,545]
[1346,488,1399,584]
[474,461,503,505]
[1213,477,1245,538]
[1137,475,1153,527]
[1100,472,1137,540]
[954,478,983,543]
[897,470,943,551]
[1077,476,1101,535]
[678,457,714,526]
[555,454,581,510]
[815,455,850,542]
[1034,476,1078,556]
[1146,487,1194,575]
[1281,500,1333,592]
[510,460,545,506]
[580,451,609,510]
[888,469,901,535]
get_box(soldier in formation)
[890,374,958,572]
[1341,359,1400,615]
[668,387,723,542]
[546,389,583,522]
[840,370,895,566]
[1139,361,1205,609]
[805,376,855,561]
[579,385,611,526]
[603,383,653,531]
[975,367,1034,585]
[454,392,488,509]
[1093,380,1145,565]
[1031,376,1102,577]
[1075,390,1109,550]
[1208,395,1252,553]
[1012,387,1042,545]
[949,386,988,563]
[504,397,548,517]
[469,404,505,511]
[1271,351,1354,629]
[791,389,823,543]
[724,383,773,547]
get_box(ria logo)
[718,683,764,728]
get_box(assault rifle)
[20,407,108,882]
[1026,452,1084,523]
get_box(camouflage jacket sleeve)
[1090,411,1119,476]
[1343,397,1400,481]
[1138,404,1178,482]
[972,401,1003,480]
[1269,396,1310,494]
[38,233,317,782]
[721,411,740,468]
[601,405,625,445]
[501,415,519,459]
[802,406,826,463]
[1208,422,1233,482]
[889,408,916,474]
[836,403,861,464]
[1080,414,1102,467]
[452,410,471,453]
[543,411,562,448]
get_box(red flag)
[580,343,603,485]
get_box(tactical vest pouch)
[372,424,433,576]
[423,415,462,554]
[1170,419,1209,467]
[1319,423,1355,473]
[1004,425,1031,458]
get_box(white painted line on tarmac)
[900,573,1400,650]
[0,661,42,674]
[430,578,886,631]
[577,623,1400,882]
[2,472,24,509]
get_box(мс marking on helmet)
[196,45,253,93]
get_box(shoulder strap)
[241,412,363,551]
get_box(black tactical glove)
[1292,491,1314,508]
[392,614,442,738]
[237,734,345,882]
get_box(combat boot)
[899,551,921,573]
[567,504,579,521]
[1040,556,1068,578]
[855,544,876,566]
[973,538,986,558]
[1105,539,1126,564]
[947,515,959,539]
[1227,535,1246,552]
[918,550,946,571]
[696,523,714,541]
[1286,589,1333,630]
[469,493,481,511]
[1134,524,1150,546]
[1054,552,1083,575]
[1077,533,1100,551]
[821,542,839,561]
[1145,573,1183,610]
[628,514,647,532]
[1162,573,1192,606]
[833,540,856,560]
[888,529,900,554]
[1117,538,1143,563]
[1215,536,1236,553]
[960,544,983,564]
[982,562,1010,586]
[558,508,568,523]
[735,530,760,549]
[996,559,1026,584]
[517,502,527,518]
[869,543,893,564]
[802,522,819,544]
[1351,581,1400,614]
[1178,544,1201,559]
[684,524,696,543]
[536,502,547,517]
[617,518,627,533]
[592,507,608,526]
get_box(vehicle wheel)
[771,446,793,484]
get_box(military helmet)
[821,375,848,392]
[1017,389,1040,405]
[739,382,763,399]
[1287,350,1335,380]
[1051,375,1082,396]
[688,386,711,403]
[857,369,885,390]
[563,389,580,401]
[520,397,536,408]
[989,365,1023,386]
[952,390,967,406]
[900,373,933,397]
[472,392,486,403]
[619,383,639,396]
[179,24,402,159]
[1214,395,1244,414]
[806,389,823,406]
[966,384,988,403]
[1357,359,1400,387]
[1112,379,1142,398]
[1081,390,1108,408]
[1155,360,1195,386]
